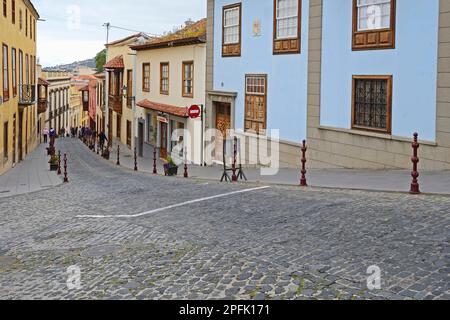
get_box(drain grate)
[0,190,10,194]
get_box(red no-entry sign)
[188,105,201,119]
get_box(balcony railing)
[108,94,123,114]
[18,84,36,106]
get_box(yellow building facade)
[1,0,39,175]
[105,33,151,150]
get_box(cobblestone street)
[0,139,449,300]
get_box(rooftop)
[131,19,206,51]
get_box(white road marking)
[77,186,271,219]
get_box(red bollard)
[134,148,138,171]
[63,154,69,183]
[232,137,238,182]
[116,145,120,166]
[153,148,157,174]
[57,150,62,175]
[300,140,308,187]
[184,149,189,178]
[410,133,421,194]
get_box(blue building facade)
[320,0,439,142]
[206,0,449,169]
[206,0,310,166]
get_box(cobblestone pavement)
[0,139,449,300]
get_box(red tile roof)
[38,78,50,86]
[104,55,124,69]
[137,99,188,118]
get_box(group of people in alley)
[42,126,108,151]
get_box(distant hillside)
[44,58,96,72]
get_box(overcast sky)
[34,0,206,67]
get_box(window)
[352,75,392,133]
[3,0,6,18]
[25,54,28,84]
[2,44,9,101]
[19,9,22,30]
[12,0,15,24]
[160,62,169,95]
[182,61,194,98]
[244,75,267,134]
[3,122,8,162]
[11,47,16,96]
[18,50,22,86]
[142,63,150,92]
[126,69,132,107]
[273,0,301,54]
[222,3,241,57]
[30,55,34,85]
[25,9,27,36]
[352,0,395,50]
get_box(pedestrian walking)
[98,131,108,150]
[43,127,49,143]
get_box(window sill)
[318,126,437,146]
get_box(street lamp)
[122,85,135,103]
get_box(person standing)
[43,127,49,143]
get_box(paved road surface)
[0,139,448,300]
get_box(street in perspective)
[0,0,449,307]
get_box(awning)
[104,55,124,69]
[38,78,50,86]
[137,99,188,118]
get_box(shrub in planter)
[163,156,179,176]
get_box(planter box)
[164,165,178,176]
[49,164,58,171]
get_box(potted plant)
[163,156,179,176]
[48,155,59,171]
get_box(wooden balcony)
[109,94,123,114]
[18,85,36,108]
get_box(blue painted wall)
[320,0,439,141]
[213,0,310,143]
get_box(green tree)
[95,49,106,72]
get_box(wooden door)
[245,75,267,134]
[160,122,168,159]
[215,102,231,159]
[18,110,23,161]
[108,109,113,143]
[116,114,121,139]
[12,114,16,164]
[126,120,132,147]
[138,122,144,157]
